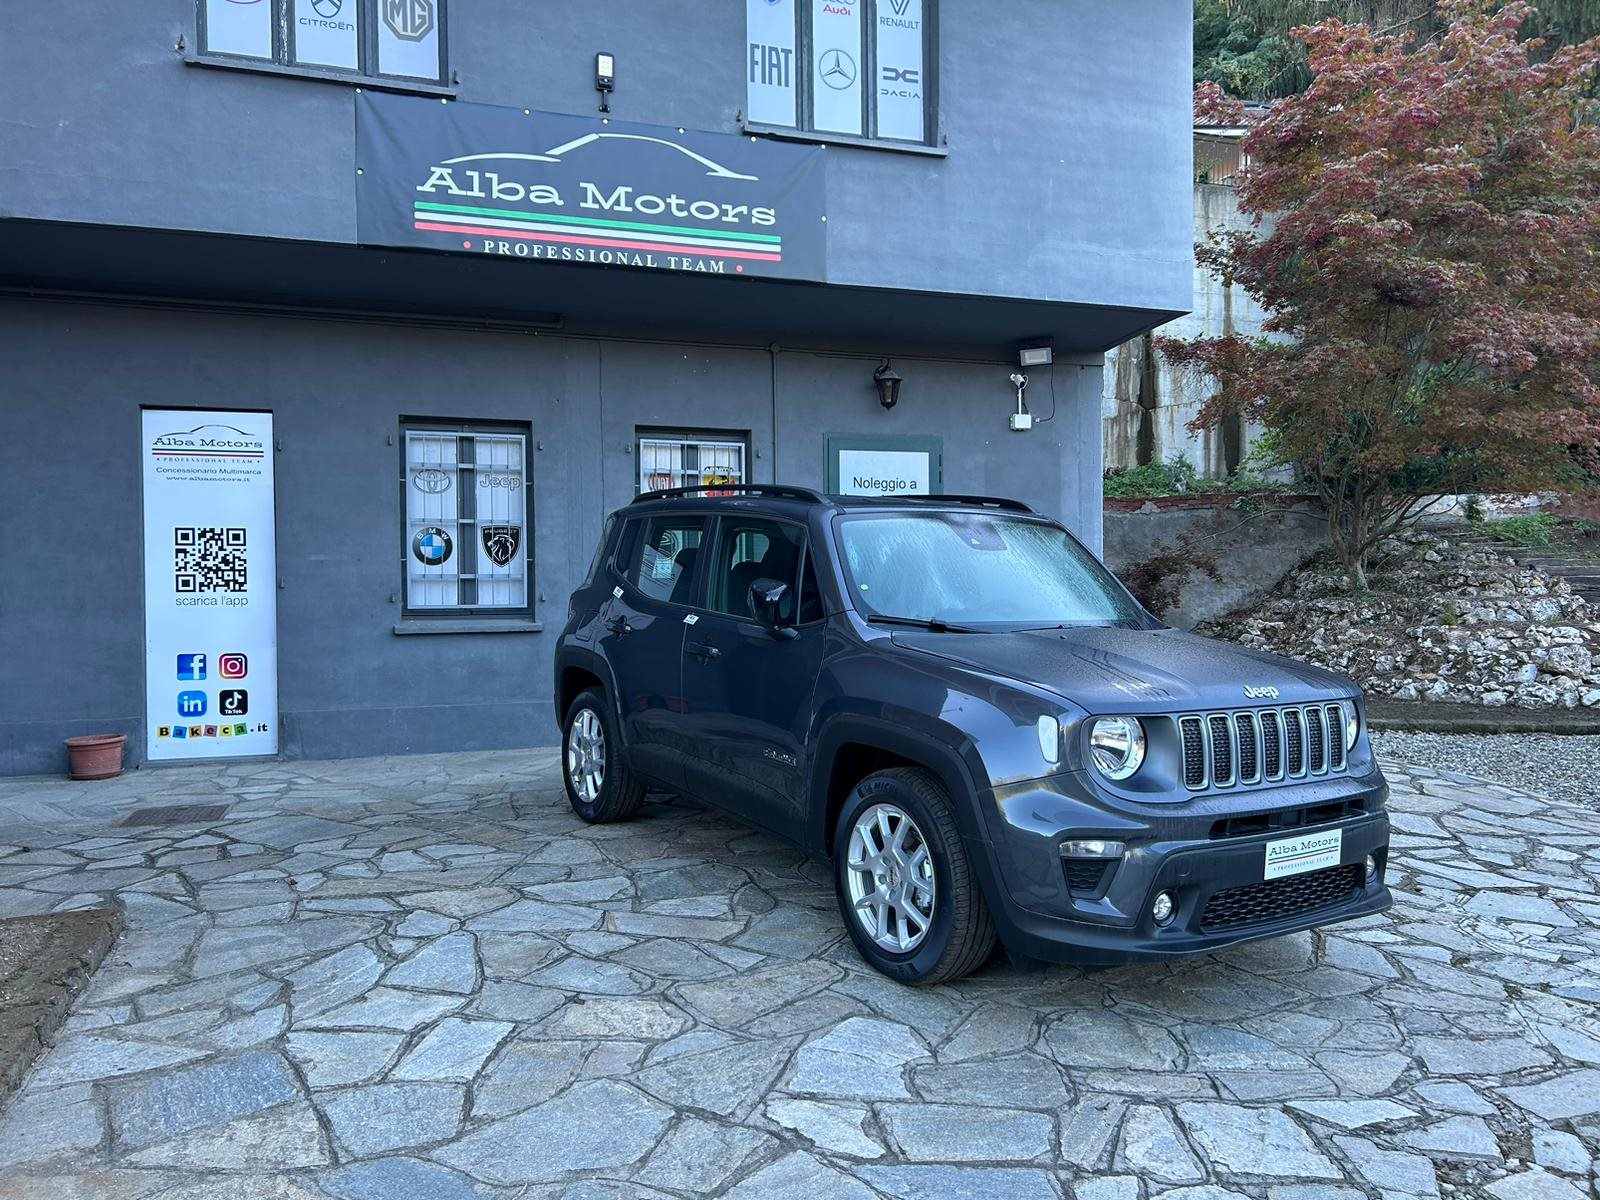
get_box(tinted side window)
[709,517,804,622]
[626,516,706,605]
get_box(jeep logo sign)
[1243,685,1281,700]
[356,93,828,282]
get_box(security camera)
[1009,372,1028,389]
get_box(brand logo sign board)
[356,92,828,282]
[142,410,279,761]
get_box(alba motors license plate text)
[1264,828,1343,880]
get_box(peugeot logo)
[818,49,857,90]
[1243,685,1280,700]
[312,0,342,15]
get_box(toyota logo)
[818,49,857,90]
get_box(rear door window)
[626,515,707,606]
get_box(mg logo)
[383,0,434,41]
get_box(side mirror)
[748,577,798,640]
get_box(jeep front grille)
[1177,704,1348,792]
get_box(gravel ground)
[1374,730,1600,808]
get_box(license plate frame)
[1264,828,1343,881]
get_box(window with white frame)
[637,430,749,496]
[403,420,531,617]
[746,0,935,145]
[197,0,447,85]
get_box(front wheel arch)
[808,717,993,860]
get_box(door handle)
[686,640,721,661]
[606,616,632,636]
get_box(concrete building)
[0,0,1193,776]
[1103,118,1269,477]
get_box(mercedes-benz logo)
[311,0,342,15]
[818,49,857,90]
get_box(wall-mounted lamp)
[873,361,903,410]
[595,52,615,113]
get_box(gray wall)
[0,299,1104,776]
[0,0,1192,312]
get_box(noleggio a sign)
[356,93,828,282]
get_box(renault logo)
[818,49,857,90]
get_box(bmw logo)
[412,526,453,566]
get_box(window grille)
[637,432,748,496]
[403,422,530,616]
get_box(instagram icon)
[219,653,249,679]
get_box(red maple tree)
[1163,3,1600,588]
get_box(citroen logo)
[818,49,857,90]
[312,0,342,15]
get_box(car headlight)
[1340,700,1360,751]
[1088,716,1146,781]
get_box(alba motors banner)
[356,92,827,282]
[141,410,279,761]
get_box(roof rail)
[838,494,1035,513]
[630,484,829,505]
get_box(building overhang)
[0,219,1183,361]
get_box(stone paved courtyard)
[0,751,1595,1200]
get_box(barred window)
[197,0,447,86]
[746,0,936,146]
[402,420,531,618]
[637,429,749,496]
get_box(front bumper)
[971,767,1392,965]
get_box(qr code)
[174,527,248,593]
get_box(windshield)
[836,511,1144,629]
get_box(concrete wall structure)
[0,1,1193,775]
[1103,174,1270,477]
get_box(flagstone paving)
[0,749,1595,1198]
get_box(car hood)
[889,625,1354,713]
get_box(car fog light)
[1060,839,1125,859]
[1365,854,1379,883]
[1088,716,1146,781]
[1151,891,1176,926]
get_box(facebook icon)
[177,653,207,681]
[177,690,207,719]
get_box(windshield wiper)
[866,614,983,633]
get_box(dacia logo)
[1243,685,1280,700]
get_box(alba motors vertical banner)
[142,410,279,761]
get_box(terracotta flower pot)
[65,734,126,781]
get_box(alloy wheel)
[566,706,605,803]
[845,802,937,953]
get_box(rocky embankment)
[1200,530,1600,708]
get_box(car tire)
[562,688,646,824]
[832,767,997,985]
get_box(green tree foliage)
[1165,3,1600,589]
[1196,0,1600,98]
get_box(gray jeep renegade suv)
[555,485,1392,984]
